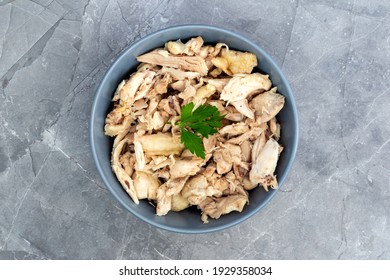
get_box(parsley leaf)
[180,128,205,159]
[178,102,224,158]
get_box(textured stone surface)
[0,0,389,260]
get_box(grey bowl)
[90,24,298,233]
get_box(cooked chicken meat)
[199,194,248,223]
[251,87,285,124]
[170,158,203,179]
[137,133,184,156]
[133,171,160,200]
[111,138,139,204]
[220,73,272,102]
[137,49,209,76]
[211,48,257,76]
[249,138,281,191]
[104,37,285,223]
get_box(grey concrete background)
[0,0,389,260]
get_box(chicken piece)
[171,80,186,91]
[204,78,230,92]
[227,126,264,145]
[203,163,217,178]
[211,48,257,76]
[134,109,147,117]
[209,43,228,57]
[199,194,248,223]
[111,139,139,204]
[180,149,193,158]
[138,133,184,156]
[165,40,185,55]
[137,49,208,76]
[181,175,226,205]
[170,158,203,179]
[220,73,272,102]
[251,132,266,162]
[134,70,156,100]
[203,134,218,154]
[220,143,242,164]
[183,36,204,55]
[166,176,190,196]
[169,95,181,115]
[233,183,249,197]
[199,45,214,59]
[249,138,281,191]
[213,149,232,174]
[192,77,204,90]
[207,173,230,195]
[144,157,173,171]
[193,84,216,107]
[137,62,160,72]
[134,136,146,171]
[223,170,249,194]
[209,68,223,77]
[156,184,172,216]
[171,193,190,212]
[149,111,164,131]
[104,110,134,137]
[181,175,209,205]
[243,176,257,190]
[137,114,152,133]
[196,84,217,99]
[233,163,250,181]
[225,105,244,122]
[133,171,160,200]
[231,99,254,119]
[165,40,186,55]
[225,170,236,182]
[119,152,135,176]
[251,88,285,124]
[165,36,204,56]
[145,156,173,171]
[133,99,148,111]
[154,73,172,94]
[219,123,249,137]
[213,143,241,174]
[112,125,135,149]
[157,167,170,181]
[158,98,176,116]
[240,140,252,162]
[112,80,126,101]
[269,117,281,140]
[118,72,145,105]
[197,197,214,211]
[151,155,169,165]
[146,97,160,115]
[160,67,200,81]
[178,80,197,101]
[141,111,162,132]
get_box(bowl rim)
[90,24,299,234]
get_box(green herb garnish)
[177,102,224,159]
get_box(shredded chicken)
[137,49,208,76]
[138,133,184,156]
[211,48,257,76]
[220,73,272,102]
[251,87,285,124]
[249,138,281,191]
[104,37,285,223]
[199,194,248,223]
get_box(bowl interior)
[90,25,298,233]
